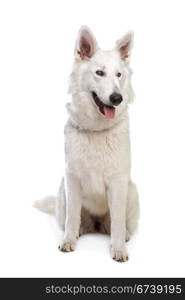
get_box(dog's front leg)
[107,177,129,262]
[59,172,82,252]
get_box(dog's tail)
[33,196,56,215]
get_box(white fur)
[34,26,139,262]
[34,196,56,214]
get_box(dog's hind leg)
[126,181,139,237]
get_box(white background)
[0,0,185,277]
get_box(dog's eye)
[96,70,105,76]
[116,72,122,78]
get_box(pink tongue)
[103,106,116,119]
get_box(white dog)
[35,26,139,262]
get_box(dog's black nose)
[109,93,123,106]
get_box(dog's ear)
[116,31,134,62]
[75,26,98,60]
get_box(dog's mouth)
[92,92,116,119]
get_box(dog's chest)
[65,122,130,178]
[64,122,130,215]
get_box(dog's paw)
[58,239,76,252]
[111,245,129,262]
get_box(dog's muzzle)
[109,93,123,106]
[92,92,117,119]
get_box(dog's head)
[67,26,134,131]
